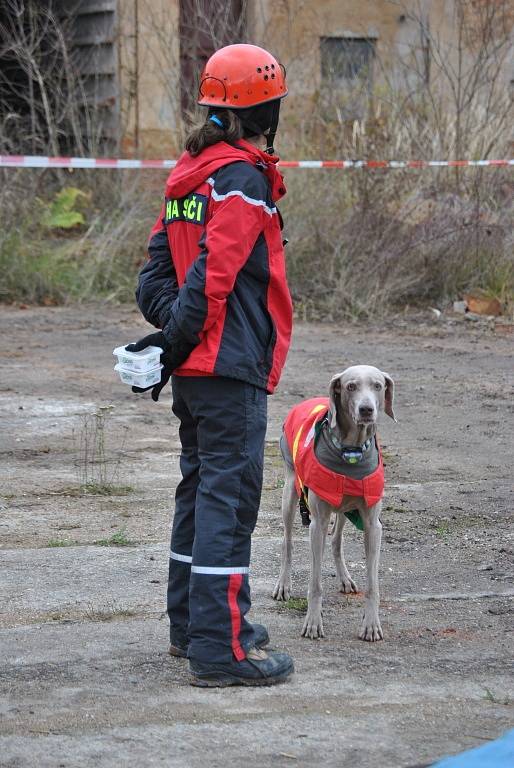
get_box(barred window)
[320,36,375,120]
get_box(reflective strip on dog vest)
[292,403,326,494]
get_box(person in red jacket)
[128,44,294,687]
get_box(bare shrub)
[74,404,131,496]
[282,162,513,319]
[0,0,512,316]
[0,0,109,157]
[277,0,513,317]
[0,170,157,304]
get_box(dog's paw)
[339,575,357,594]
[272,578,291,601]
[301,612,324,639]
[358,615,384,642]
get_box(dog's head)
[328,365,396,429]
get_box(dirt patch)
[0,305,513,767]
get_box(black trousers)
[167,375,267,663]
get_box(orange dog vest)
[283,398,385,509]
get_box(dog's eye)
[373,382,383,391]
[346,382,357,392]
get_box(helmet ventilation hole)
[264,74,269,81]
[256,67,262,73]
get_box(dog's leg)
[302,496,331,639]
[272,469,297,601]
[331,513,357,594]
[359,501,384,641]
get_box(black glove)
[125,331,174,402]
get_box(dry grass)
[0,109,512,319]
[1,0,512,317]
[0,171,157,305]
[281,163,513,319]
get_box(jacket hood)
[165,139,286,201]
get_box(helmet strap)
[236,100,281,153]
[264,100,281,154]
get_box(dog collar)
[321,417,373,464]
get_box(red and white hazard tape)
[0,155,512,169]
[282,158,514,168]
[0,155,177,169]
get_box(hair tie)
[209,115,224,129]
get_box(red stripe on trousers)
[227,573,245,661]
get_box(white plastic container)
[113,344,163,373]
[114,363,163,388]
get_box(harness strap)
[299,488,311,527]
[297,486,363,530]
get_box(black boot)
[189,647,294,688]
[168,623,270,659]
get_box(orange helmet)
[198,44,287,109]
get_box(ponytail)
[185,110,243,156]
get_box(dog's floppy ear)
[382,372,397,422]
[328,373,343,429]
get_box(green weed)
[49,484,133,497]
[40,187,88,230]
[482,687,511,705]
[263,477,285,491]
[93,529,134,547]
[84,601,138,622]
[56,523,81,531]
[435,521,451,537]
[283,597,308,612]
[80,483,134,496]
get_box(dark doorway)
[0,0,118,155]
[320,35,376,120]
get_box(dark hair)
[185,109,243,156]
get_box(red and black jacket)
[136,139,293,393]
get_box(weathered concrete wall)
[113,0,514,155]
[249,0,419,81]
[248,0,513,92]
[118,0,181,156]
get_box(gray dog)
[272,365,396,641]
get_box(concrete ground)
[0,305,513,768]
